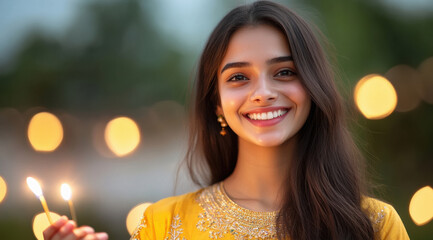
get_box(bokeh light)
[409,186,433,226]
[104,117,141,157]
[0,176,7,203]
[126,202,152,235]
[354,74,398,119]
[385,65,422,112]
[32,212,61,240]
[28,112,64,152]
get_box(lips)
[243,107,290,127]
[247,109,288,120]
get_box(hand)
[43,216,109,240]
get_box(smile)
[243,107,290,127]
[247,109,288,120]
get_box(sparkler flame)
[61,183,72,201]
[27,177,43,198]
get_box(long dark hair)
[185,1,374,239]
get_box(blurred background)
[0,0,432,239]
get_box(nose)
[250,76,277,104]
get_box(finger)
[55,220,75,238]
[83,232,109,240]
[43,216,68,239]
[56,225,90,240]
[78,226,95,234]
[61,231,82,240]
[96,233,108,240]
[95,232,109,240]
[70,220,77,228]
[72,228,88,238]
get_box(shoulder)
[145,188,203,218]
[130,189,205,240]
[362,197,410,240]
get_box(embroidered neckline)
[219,182,279,218]
[196,182,278,239]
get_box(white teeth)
[247,109,288,120]
[267,112,272,119]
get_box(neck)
[223,137,296,211]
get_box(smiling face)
[217,24,311,147]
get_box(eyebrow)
[220,55,293,74]
[266,56,293,65]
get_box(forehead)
[220,24,291,66]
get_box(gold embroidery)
[165,214,187,240]
[196,183,277,239]
[370,206,387,232]
[130,215,147,240]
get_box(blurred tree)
[0,0,187,112]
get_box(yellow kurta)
[130,183,409,240]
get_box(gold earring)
[217,115,227,136]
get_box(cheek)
[219,88,245,113]
[294,85,312,122]
[285,82,311,108]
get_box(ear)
[216,105,223,116]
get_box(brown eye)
[275,69,296,77]
[228,74,249,82]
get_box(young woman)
[44,1,409,239]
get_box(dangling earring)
[217,115,227,136]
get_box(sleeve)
[378,204,410,240]
[130,205,160,240]
[129,192,197,240]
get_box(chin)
[252,135,290,147]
